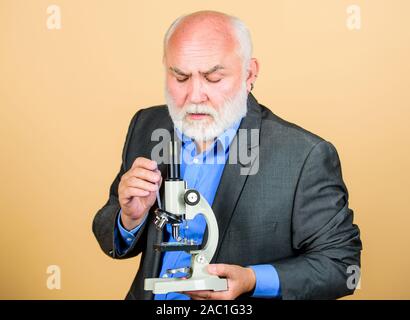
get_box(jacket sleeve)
[92,110,149,259]
[272,141,362,299]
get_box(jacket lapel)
[210,94,262,261]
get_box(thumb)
[208,264,230,277]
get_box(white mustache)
[183,104,217,118]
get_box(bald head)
[164,11,252,68]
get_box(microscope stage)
[154,242,202,252]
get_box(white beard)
[165,81,248,142]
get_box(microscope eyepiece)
[167,141,181,181]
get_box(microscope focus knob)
[184,190,200,206]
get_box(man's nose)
[188,78,207,104]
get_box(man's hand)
[184,264,256,300]
[118,157,162,230]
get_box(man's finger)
[131,157,158,171]
[188,295,207,301]
[125,177,159,192]
[121,187,150,199]
[128,167,161,184]
[206,291,229,300]
[184,290,229,300]
[183,290,212,300]
[208,264,231,277]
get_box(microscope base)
[144,276,227,294]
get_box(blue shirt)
[115,119,281,299]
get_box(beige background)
[1,0,409,299]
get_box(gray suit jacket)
[92,94,362,300]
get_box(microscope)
[144,141,228,294]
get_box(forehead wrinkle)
[168,39,236,73]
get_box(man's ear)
[246,58,260,92]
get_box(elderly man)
[93,11,362,300]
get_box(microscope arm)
[184,189,219,264]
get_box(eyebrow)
[201,65,224,76]
[169,65,224,77]
[169,67,189,77]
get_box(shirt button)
[193,158,199,164]
[126,238,133,242]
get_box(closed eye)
[205,77,222,83]
[176,77,189,83]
